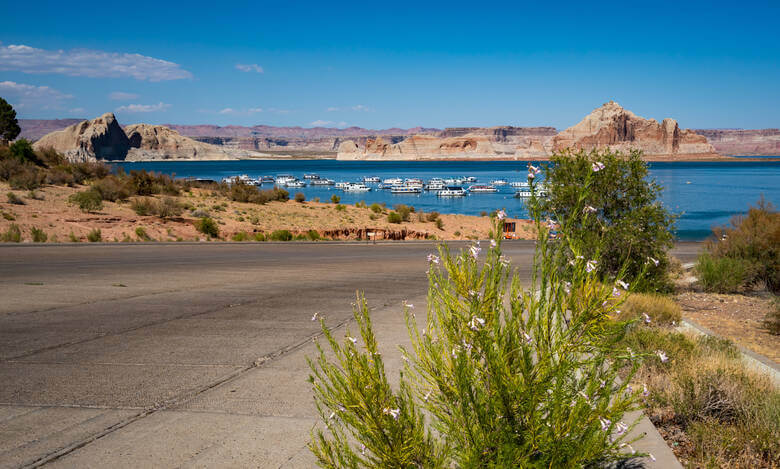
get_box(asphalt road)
[0,241,701,468]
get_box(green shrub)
[387,211,402,223]
[68,189,103,213]
[330,195,340,204]
[135,227,150,241]
[157,197,183,218]
[86,228,102,242]
[2,211,15,220]
[540,149,676,292]
[370,203,383,214]
[68,232,79,242]
[9,139,38,164]
[130,197,155,216]
[426,211,440,222]
[93,176,130,202]
[196,217,219,238]
[306,230,322,241]
[309,214,646,467]
[763,298,779,335]
[335,204,346,212]
[1,223,22,242]
[435,218,444,230]
[394,204,411,221]
[231,231,250,241]
[269,229,293,241]
[705,198,779,293]
[6,192,24,205]
[695,252,750,293]
[253,232,266,241]
[30,227,47,243]
[27,190,43,200]
[191,208,210,218]
[294,192,306,203]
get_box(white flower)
[616,280,629,290]
[346,336,357,344]
[424,390,432,401]
[468,316,486,331]
[583,205,597,214]
[527,171,536,179]
[612,287,621,297]
[591,161,605,172]
[522,331,533,345]
[311,312,321,321]
[586,260,597,273]
[656,350,668,363]
[383,407,400,420]
[649,453,656,461]
[563,281,571,294]
[545,219,556,230]
[648,256,659,266]
[496,209,506,220]
[490,239,497,248]
[499,255,510,267]
[329,411,336,420]
[403,300,414,309]
[360,444,366,455]
[627,444,636,455]
[642,313,651,324]
[426,253,440,264]
[528,164,540,175]
[599,417,611,432]
[643,383,649,397]
[469,244,481,259]
[615,421,628,435]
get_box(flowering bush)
[308,176,655,466]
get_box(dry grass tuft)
[616,292,682,325]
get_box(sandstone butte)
[337,101,726,161]
[32,113,237,162]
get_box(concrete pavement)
[0,241,700,468]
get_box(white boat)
[221,174,256,185]
[376,183,393,190]
[383,177,403,185]
[510,181,530,188]
[310,178,335,185]
[390,185,422,194]
[303,173,320,180]
[276,174,296,185]
[514,189,549,198]
[363,176,380,183]
[344,183,371,192]
[490,179,508,186]
[468,184,498,193]
[334,181,351,189]
[284,180,306,188]
[424,182,445,191]
[437,186,467,197]
[463,176,477,183]
[260,176,275,183]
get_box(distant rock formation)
[124,124,232,161]
[18,119,84,141]
[551,101,719,158]
[32,114,235,162]
[694,128,780,156]
[33,113,132,162]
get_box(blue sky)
[1,0,778,130]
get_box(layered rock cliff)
[693,129,780,156]
[32,114,235,162]
[551,101,719,158]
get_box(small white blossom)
[311,312,321,321]
[586,260,597,273]
[627,444,636,454]
[616,280,629,290]
[592,161,605,172]
[583,205,598,214]
[496,209,507,220]
[424,390,432,401]
[615,421,628,435]
[468,316,486,331]
[360,444,366,455]
[649,453,656,461]
[563,281,571,294]
[329,411,336,420]
[643,383,649,397]
[522,331,533,345]
[648,256,659,266]
[656,350,668,363]
[642,313,651,324]
[490,239,497,248]
[528,164,541,175]
[612,287,622,297]
[426,253,440,264]
[599,417,611,432]
[469,244,481,259]
[527,171,535,179]
[499,255,510,267]
[383,407,400,420]
[346,336,357,344]
[403,300,414,309]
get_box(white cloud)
[351,104,370,112]
[217,107,263,115]
[310,120,334,126]
[267,107,290,114]
[326,106,340,112]
[0,43,192,81]
[247,107,263,113]
[115,102,170,113]
[109,91,139,100]
[218,108,235,114]
[0,80,73,110]
[235,63,264,73]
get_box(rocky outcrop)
[551,101,719,158]
[693,129,780,156]
[124,124,232,161]
[33,113,132,162]
[32,114,238,162]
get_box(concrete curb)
[677,319,780,387]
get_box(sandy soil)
[676,291,779,364]
[0,182,535,243]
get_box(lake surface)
[113,160,780,241]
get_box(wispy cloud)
[116,102,170,113]
[0,43,192,81]
[310,120,348,128]
[109,91,139,100]
[68,107,86,115]
[327,104,371,112]
[351,104,370,112]
[235,63,264,73]
[217,107,263,115]
[326,107,340,112]
[0,80,72,110]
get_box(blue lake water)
[113,159,780,241]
